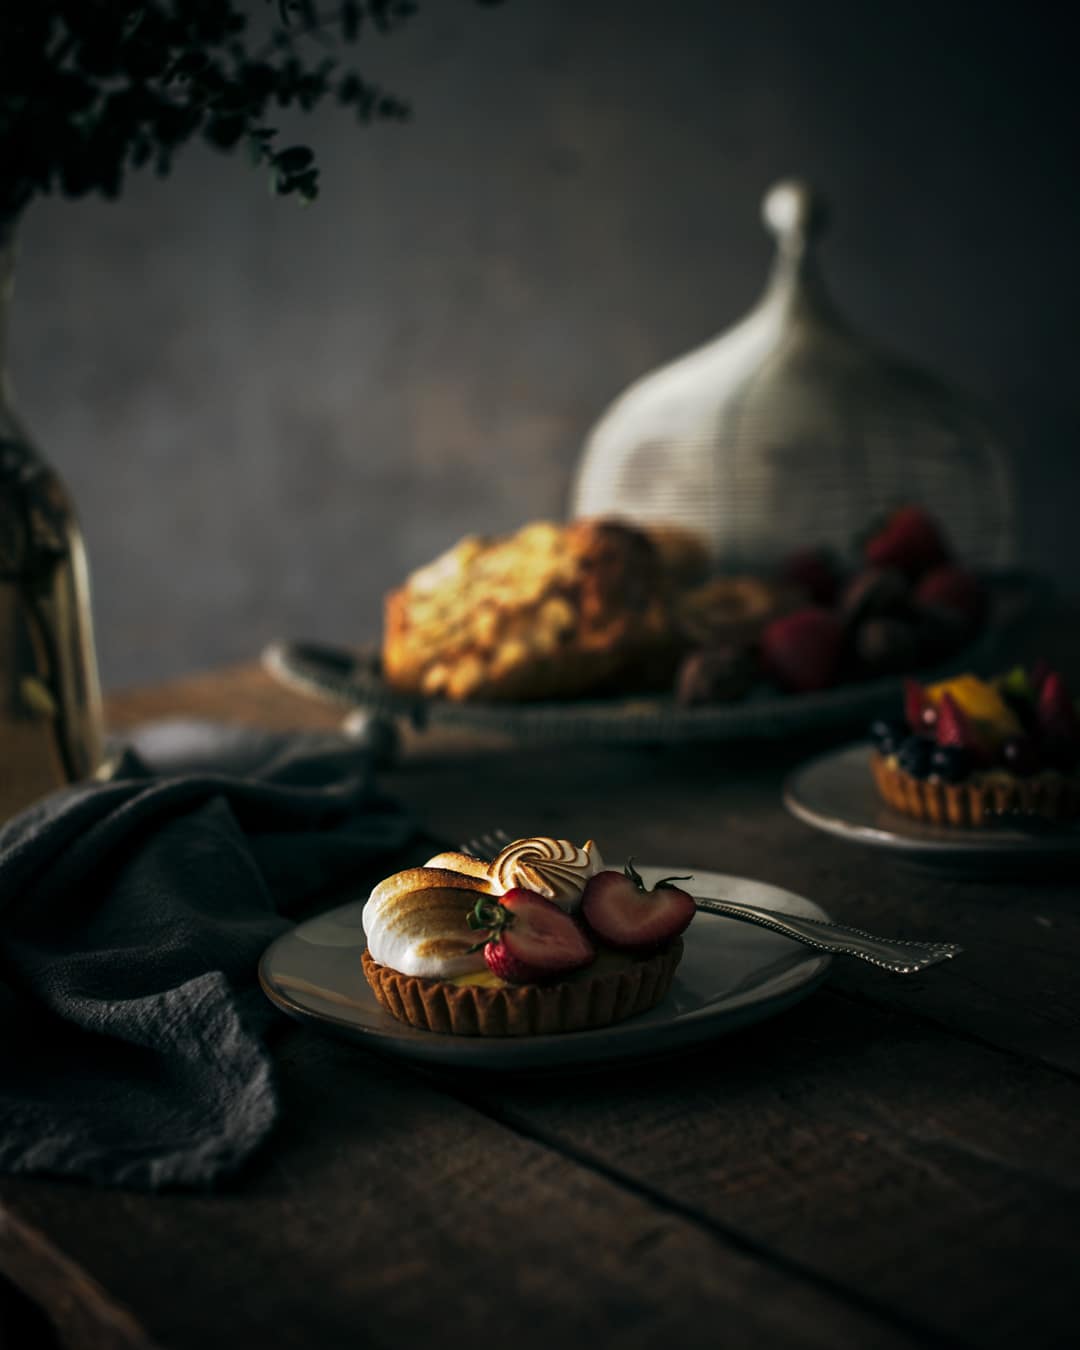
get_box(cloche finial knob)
[762,179,827,254]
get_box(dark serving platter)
[263,573,1042,747]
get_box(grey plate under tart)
[258,866,832,1070]
[784,742,1080,870]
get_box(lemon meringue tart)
[361,836,686,1037]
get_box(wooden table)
[2,658,1079,1350]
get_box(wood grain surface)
[2,636,1078,1350]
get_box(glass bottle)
[0,219,105,821]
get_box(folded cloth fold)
[0,720,414,1190]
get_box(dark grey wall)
[9,0,1079,689]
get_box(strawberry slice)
[467,889,595,984]
[1036,671,1080,767]
[581,860,696,954]
[934,691,989,765]
[1036,671,1078,736]
[904,677,935,734]
[935,691,973,747]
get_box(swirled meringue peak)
[489,837,604,910]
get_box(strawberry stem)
[623,858,647,891]
[623,858,693,893]
[465,895,512,952]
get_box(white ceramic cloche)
[569,179,1015,571]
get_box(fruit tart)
[361,836,695,1036]
[869,665,1080,826]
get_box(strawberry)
[1037,672,1078,732]
[580,860,696,954]
[864,506,950,578]
[760,607,845,693]
[467,889,595,984]
[914,565,985,626]
[904,677,936,734]
[935,692,988,765]
[1036,671,1080,768]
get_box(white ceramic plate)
[259,866,832,1070]
[784,742,1080,871]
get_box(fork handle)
[693,896,963,974]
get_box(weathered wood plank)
[0,1029,932,1350]
[0,1204,156,1350]
[454,985,1080,1349]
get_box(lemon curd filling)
[452,970,507,988]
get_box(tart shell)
[870,751,1080,827]
[361,939,684,1037]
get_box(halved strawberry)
[467,889,595,984]
[580,860,696,954]
[935,692,989,765]
[904,677,935,734]
[1036,671,1080,767]
[1036,671,1077,734]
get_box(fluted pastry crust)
[362,939,683,1037]
[870,751,1080,826]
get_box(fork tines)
[460,828,513,861]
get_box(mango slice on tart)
[924,674,1023,743]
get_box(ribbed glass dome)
[570,180,1015,571]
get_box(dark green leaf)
[273,144,314,172]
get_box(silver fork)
[460,828,514,860]
[460,830,961,975]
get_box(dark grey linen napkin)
[0,720,414,1190]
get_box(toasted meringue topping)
[363,868,493,979]
[363,837,605,979]
[421,852,493,882]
